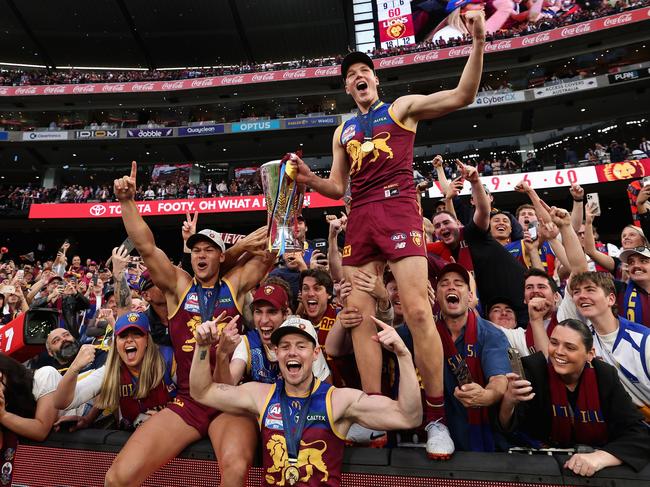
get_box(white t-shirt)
[496,318,554,357]
[32,366,60,400]
[232,337,330,382]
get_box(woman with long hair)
[0,353,60,486]
[53,311,176,430]
[499,319,650,477]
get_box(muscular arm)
[335,350,421,431]
[189,343,265,416]
[391,21,485,125]
[227,252,275,307]
[303,126,350,200]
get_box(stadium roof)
[0,0,352,69]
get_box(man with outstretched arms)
[289,11,486,458]
[190,315,422,486]
[106,162,273,487]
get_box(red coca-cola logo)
[102,84,126,93]
[162,81,185,90]
[15,87,38,95]
[378,56,406,68]
[603,13,633,27]
[251,73,276,82]
[521,32,551,46]
[220,75,245,85]
[43,86,66,95]
[72,85,96,94]
[314,67,339,77]
[132,82,155,91]
[485,40,512,52]
[89,205,107,216]
[191,78,215,88]
[560,23,591,37]
[413,51,440,63]
[448,46,472,58]
[282,69,308,80]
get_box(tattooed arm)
[111,245,132,317]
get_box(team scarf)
[548,360,608,447]
[427,228,474,273]
[618,280,650,326]
[436,311,494,451]
[0,427,17,486]
[525,313,558,354]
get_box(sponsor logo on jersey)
[264,402,284,430]
[391,232,406,241]
[341,124,356,144]
[184,292,200,313]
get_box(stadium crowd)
[2,135,648,213]
[0,0,646,88]
[1,166,649,482]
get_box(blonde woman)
[53,312,176,430]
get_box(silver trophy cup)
[260,159,304,253]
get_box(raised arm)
[327,214,346,282]
[110,245,132,317]
[462,162,490,230]
[114,161,189,303]
[333,317,421,432]
[292,127,350,200]
[390,12,485,124]
[550,207,589,274]
[569,184,585,232]
[583,202,615,272]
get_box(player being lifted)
[290,10,487,458]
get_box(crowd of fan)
[0,0,646,88]
[1,163,650,480]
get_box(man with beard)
[190,315,422,486]
[106,162,273,487]
[289,11,489,459]
[435,263,510,452]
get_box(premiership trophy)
[260,153,305,255]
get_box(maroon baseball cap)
[252,284,289,310]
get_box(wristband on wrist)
[573,198,584,203]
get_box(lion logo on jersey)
[182,315,230,352]
[265,434,329,485]
[347,131,393,176]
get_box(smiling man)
[190,315,422,487]
[289,11,487,459]
[107,162,274,487]
[434,263,510,452]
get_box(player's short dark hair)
[515,204,536,219]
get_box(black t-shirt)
[461,220,528,327]
[146,306,172,347]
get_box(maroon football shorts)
[342,197,425,267]
[167,393,219,437]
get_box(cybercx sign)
[74,129,119,140]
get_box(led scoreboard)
[376,0,415,49]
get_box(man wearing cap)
[616,246,650,324]
[108,162,274,487]
[287,11,487,460]
[435,263,510,452]
[555,271,650,420]
[190,314,422,486]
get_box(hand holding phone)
[586,193,601,217]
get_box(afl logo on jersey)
[265,402,283,430]
[184,292,200,313]
[341,124,356,144]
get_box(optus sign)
[28,194,343,219]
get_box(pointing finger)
[370,315,390,330]
[130,160,137,180]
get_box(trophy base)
[270,225,303,252]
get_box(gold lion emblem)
[265,434,329,485]
[602,160,644,181]
[347,132,394,176]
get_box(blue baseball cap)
[446,0,482,14]
[114,312,150,336]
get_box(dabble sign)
[28,194,343,219]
